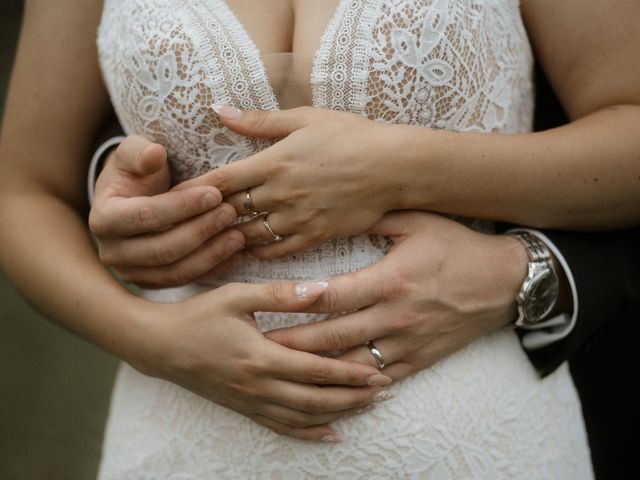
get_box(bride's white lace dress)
[97,0,593,478]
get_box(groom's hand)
[266,212,528,380]
[89,135,246,287]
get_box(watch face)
[524,270,560,323]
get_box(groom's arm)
[87,120,640,378]
[519,228,640,376]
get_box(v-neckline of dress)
[214,0,350,109]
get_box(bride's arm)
[397,0,640,230]
[171,0,640,259]
[0,0,391,441]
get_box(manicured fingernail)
[372,391,394,403]
[367,374,392,386]
[226,238,244,255]
[321,434,342,443]
[212,104,242,120]
[295,281,329,299]
[202,191,218,209]
[215,211,235,230]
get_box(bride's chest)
[99,0,533,180]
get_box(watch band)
[508,232,559,327]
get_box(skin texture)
[272,212,529,379]
[90,136,247,288]
[0,0,390,442]
[1,0,637,441]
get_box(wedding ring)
[263,215,283,242]
[243,189,259,216]
[366,341,386,369]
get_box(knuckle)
[303,396,329,415]
[382,273,406,299]
[151,244,177,265]
[291,413,314,428]
[234,379,261,400]
[241,357,268,378]
[208,169,228,192]
[306,360,331,385]
[88,208,107,236]
[251,111,270,131]
[390,311,419,333]
[170,266,197,285]
[137,205,162,231]
[323,328,350,351]
[266,282,289,306]
[321,287,341,313]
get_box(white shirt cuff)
[506,228,579,350]
[87,136,125,206]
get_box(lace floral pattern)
[97,1,592,478]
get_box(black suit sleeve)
[517,228,640,377]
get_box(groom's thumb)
[113,135,167,176]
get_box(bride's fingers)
[247,414,341,442]
[337,340,417,383]
[235,213,291,245]
[266,307,389,354]
[248,234,312,259]
[267,344,389,386]
[267,380,389,414]
[377,362,415,382]
[225,187,272,218]
[258,402,371,429]
[335,336,412,370]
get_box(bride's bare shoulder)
[521,0,640,120]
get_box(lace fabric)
[97,1,592,478]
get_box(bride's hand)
[175,106,408,258]
[89,135,246,287]
[127,280,392,442]
[266,212,530,380]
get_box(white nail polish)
[212,104,242,120]
[321,434,342,443]
[295,281,328,299]
[372,391,394,403]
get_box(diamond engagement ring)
[263,215,283,242]
[366,341,386,369]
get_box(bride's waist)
[138,234,387,304]
[203,234,388,285]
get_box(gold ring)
[263,216,283,242]
[243,189,259,216]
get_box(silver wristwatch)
[508,232,560,328]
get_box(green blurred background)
[0,2,118,479]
